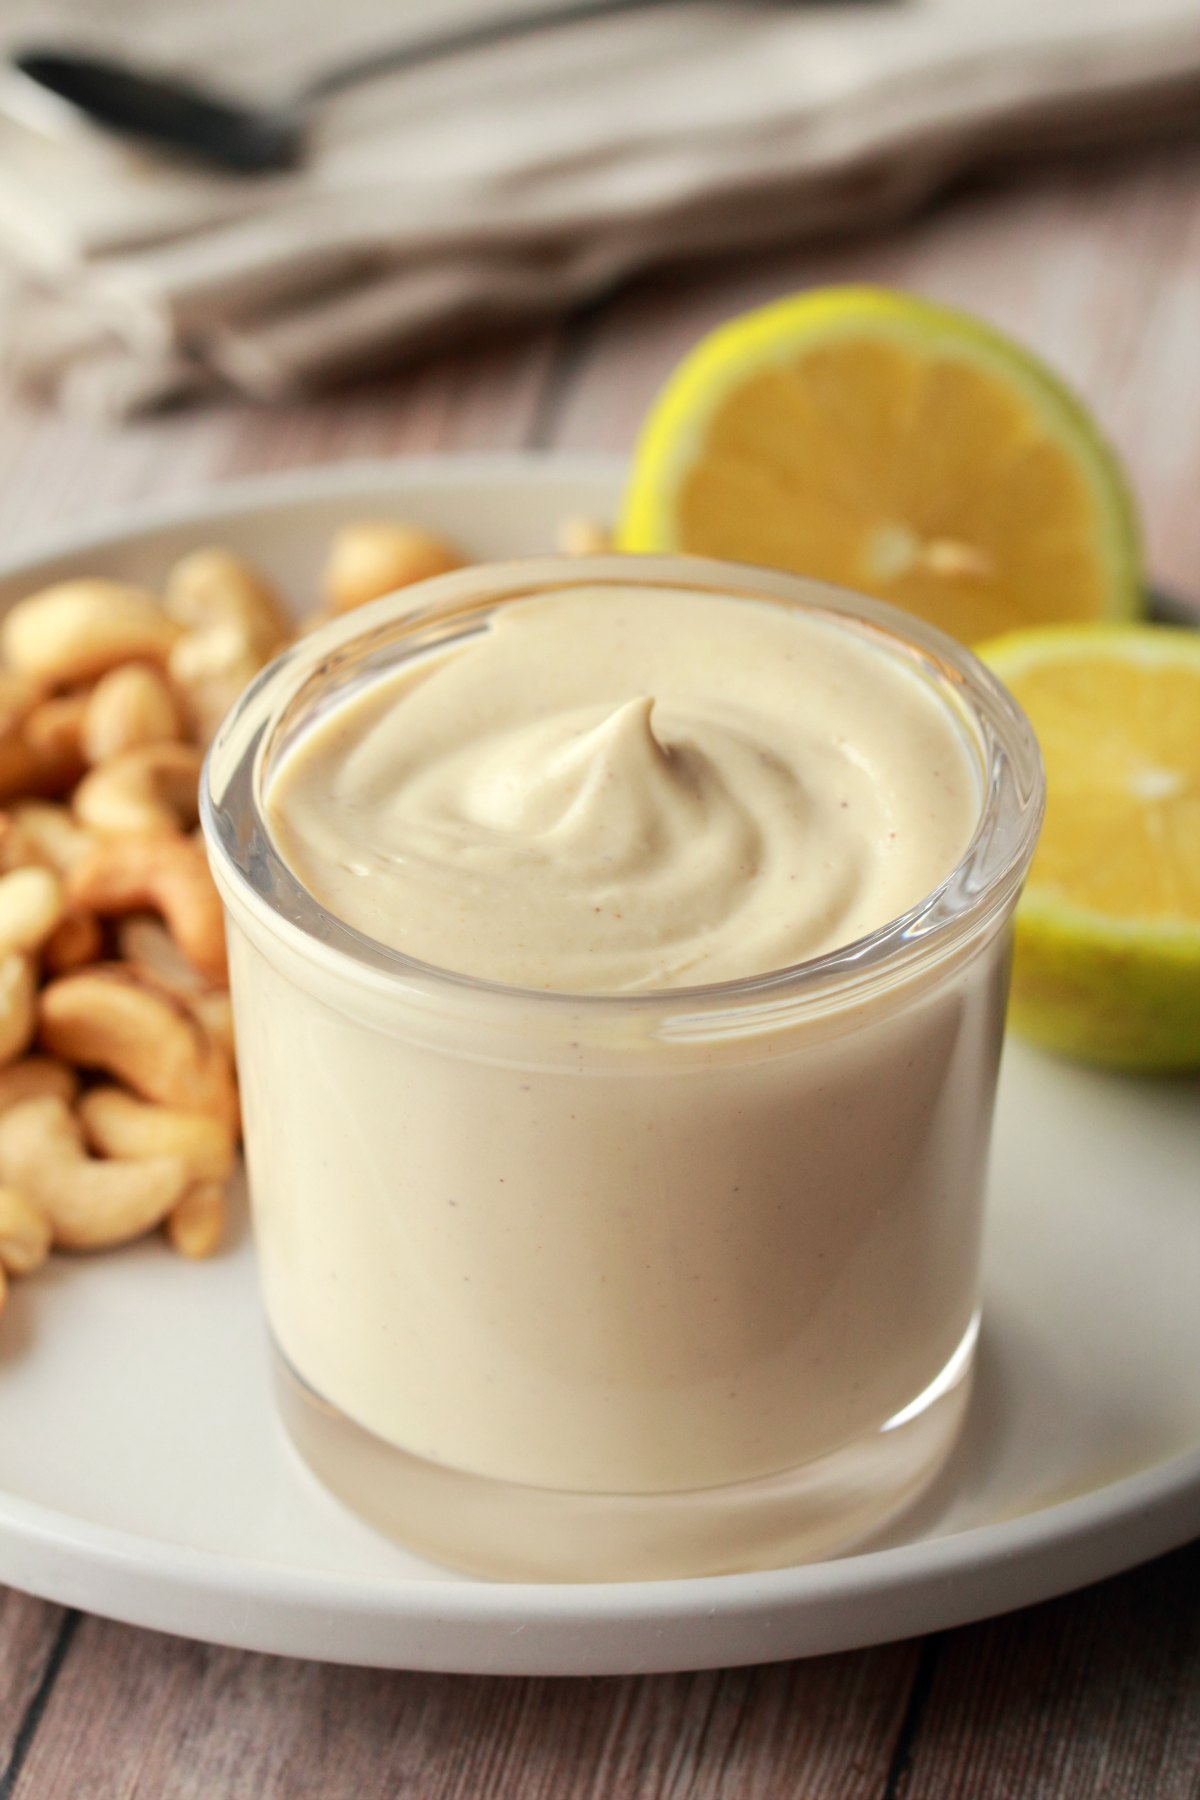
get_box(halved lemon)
[981,625,1200,1072]
[619,287,1141,643]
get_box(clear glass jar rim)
[201,555,1045,1017]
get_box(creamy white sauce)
[226,577,1004,1536]
[267,585,979,989]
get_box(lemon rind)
[1016,889,1200,958]
[980,621,1200,680]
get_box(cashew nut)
[0,1096,189,1251]
[120,928,236,1051]
[0,1185,52,1275]
[167,622,265,744]
[0,956,36,1067]
[164,548,289,660]
[115,913,204,994]
[43,908,103,975]
[0,724,83,803]
[8,803,96,875]
[1,581,180,686]
[38,966,237,1128]
[166,1179,226,1259]
[556,516,613,557]
[0,550,257,1288]
[163,549,291,743]
[0,673,40,740]
[323,521,465,616]
[68,836,226,983]
[80,1086,234,1186]
[24,692,88,770]
[74,742,204,838]
[0,866,66,958]
[82,665,181,764]
[120,919,236,1048]
[0,814,49,875]
[0,1056,78,1113]
[189,988,235,1058]
[0,734,42,807]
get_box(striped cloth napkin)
[1,0,1198,416]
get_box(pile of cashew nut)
[0,512,611,1320]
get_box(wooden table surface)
[1,139,1199,1800]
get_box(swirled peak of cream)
[266,586,980,991]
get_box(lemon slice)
[981,624,1200,1071]
[619,286,1141,643]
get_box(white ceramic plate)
[0,457,1196,1677]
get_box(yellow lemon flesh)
[620,287,1141,643]
[981,625,1200,1072]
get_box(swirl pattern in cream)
[267,585,979,992]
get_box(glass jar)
[202,556,1043,1582]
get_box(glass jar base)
[273,1319,977,1583]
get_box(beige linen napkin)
[1,0,1198,416]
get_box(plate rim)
[2,1437,1199,1629]
[0,452,1196,1673]
[0,452,625,584]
